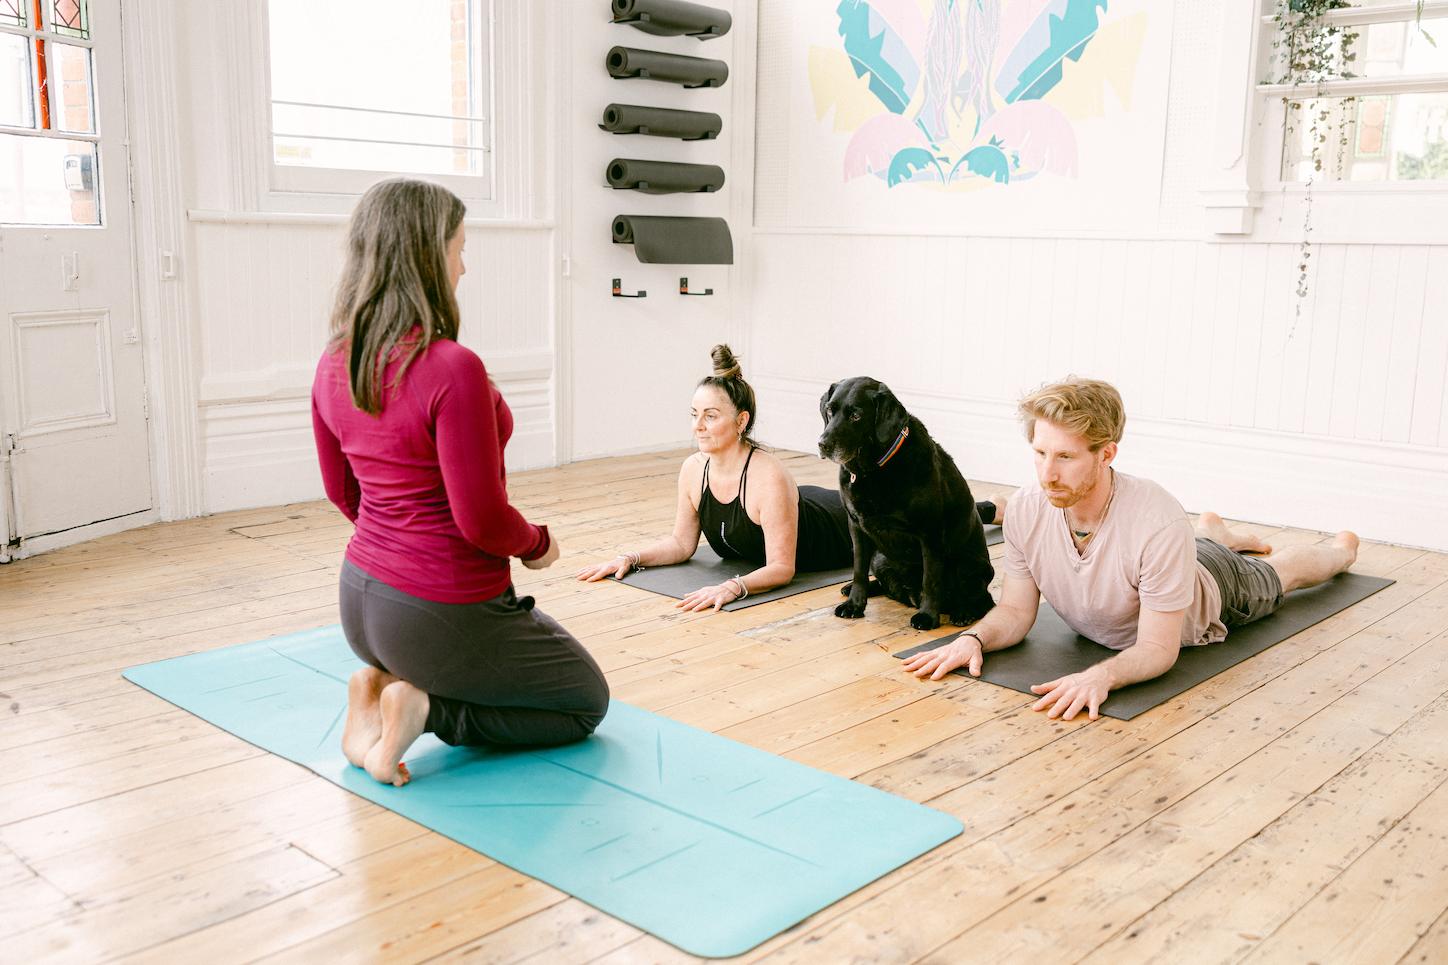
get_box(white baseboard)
[755,375,1448,553]
[5,508,160,560]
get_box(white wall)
[147,0,754,513]
[562,1,748,459]
[741,2,1448,552]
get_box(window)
[265,0,492,198]
[0,0,101,225]
[1259,0,1448,183]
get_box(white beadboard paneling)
[1383,246,1429,444]
[745,231,1448,550]
[1327,245,1373,439]
[1415,248,1448,447]
[1302,244,1347,438]
[1354,246,1400,442]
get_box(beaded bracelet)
[614,551,643,573]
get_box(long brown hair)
[328,178,466,414]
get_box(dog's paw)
[951,614,970,627]
[910,611,940,631]
[835,600,867,619]
[840,582,853,597]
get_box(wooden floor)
[3,449,1448,964]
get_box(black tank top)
[698,448,852,572]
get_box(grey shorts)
[1195,537,1285,628]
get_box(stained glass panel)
[0,0,25,29]
[50,0,89,40]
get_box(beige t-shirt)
[1002,471,1226,650]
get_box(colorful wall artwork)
[755,0,1174,231]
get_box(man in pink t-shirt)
[903,378,1361,721]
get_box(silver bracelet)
[614,551,643,573]
[729,576,749,600]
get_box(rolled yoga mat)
[606,46,729,88]
[615,528,1002,611]
[599,103,721,140]
[123,628,962,959]
[612,214,734,264]
[611,0,732,39]
[893,571,1394,721]
[607,158,725,194]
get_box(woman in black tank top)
[577,345,1001,611]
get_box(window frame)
[1255,0,1448,188]
[262,0,495,201]
[0,1,103,227]
[1204,0,1448,241]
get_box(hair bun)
[710,343,743,380]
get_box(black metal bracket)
[679,277,713,296]
[612,277,647,298]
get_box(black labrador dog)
[818,377,995,630]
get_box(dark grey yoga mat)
[612,0,732,39]
[616,545,851,611]
[599,103,721,140]
[606,46,729,88]
[893,571,1394,720]
[616,526,1004,611]
[613,214,734,265]
[607,158,725,194]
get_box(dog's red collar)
[876,425,909,468]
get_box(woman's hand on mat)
[576,556,631,581]
[522,539,561,570]
[1029,667,1110,721]
[676,582,740,613]
[901,636,983,680]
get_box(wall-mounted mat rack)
[599,103,722,140]
[612,215,733,264]
[611,0,732,39]
[607,158,725,194]
[606,46,729,88]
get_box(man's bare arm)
[1030,606,1185,720]
[902,573,1042,680]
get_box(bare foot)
[992,493,1009,526]
[364,680,430,787]
[342,667,396,768]
[1332,530,1360,570]
[1196,511,1273,556]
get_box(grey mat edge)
[892,572,1394,720]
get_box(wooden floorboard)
[2,448,1445,963]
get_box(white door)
[0,0,150,554]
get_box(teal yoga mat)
[123,628,962,958]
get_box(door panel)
[0,0,151,545]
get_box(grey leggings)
[339,560,610,747]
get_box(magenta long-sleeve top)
[310,337,550,604]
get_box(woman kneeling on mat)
[576,345,1003,610]
[312,179,609,787]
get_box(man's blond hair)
[1017,377,1125,452]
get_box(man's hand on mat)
[1030,668,1110,721]
[576,556,631,581]
[522,539,561,570]
[676,582,740,612]
[901,637,983,680]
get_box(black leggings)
[339,560,610,747]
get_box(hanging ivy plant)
[1271,0,1358,315]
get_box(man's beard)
[1044,466,1104,509]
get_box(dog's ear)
[873,383,908,448]
[819,382,839,421]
